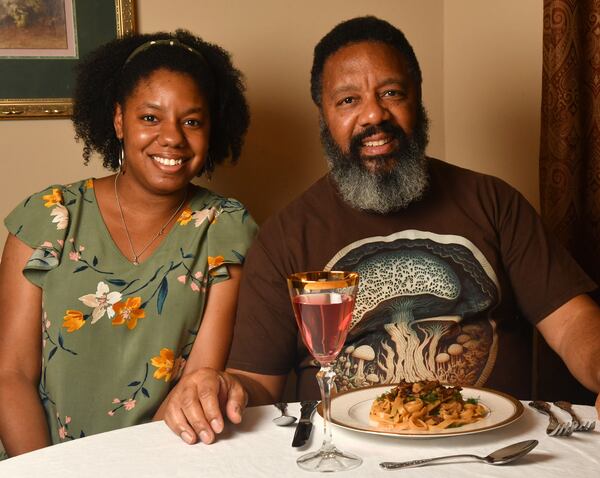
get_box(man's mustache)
[349,122,409,156]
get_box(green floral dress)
[3,178,257,444]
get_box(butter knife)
[292,400,318,447]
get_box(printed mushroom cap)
[366,373,380,383]
[352,344,375,361]
[448,343,464,356]
[344,345,355,354]
[353,250,461,324]
[456,334,471,344]
[435,352,451,363]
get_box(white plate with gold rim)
[327,384,523,438]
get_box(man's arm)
[226,368,288,406]
[536,293,600,414]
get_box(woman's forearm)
[0,372,51,457]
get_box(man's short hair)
[310,16,422,107]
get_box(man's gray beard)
[321,107,430,214]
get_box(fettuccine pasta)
[369,380,488,431]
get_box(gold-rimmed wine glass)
[287,271,362,472]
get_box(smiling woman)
[0,30,258,458]
[113,69,211,199]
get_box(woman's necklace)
[114,173,187,265]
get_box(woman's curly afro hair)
[72,29,249,175]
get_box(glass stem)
[316,364,336,451]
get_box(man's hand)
[157,368,247,444]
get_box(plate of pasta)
[328,380,523,438]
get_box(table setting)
[0,396,597,477]
[1,270,598,476]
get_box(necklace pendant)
[114,173,188,268]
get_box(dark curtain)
[538,0,599,404]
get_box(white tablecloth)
[0,402,598,477]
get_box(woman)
[0,30,257,457]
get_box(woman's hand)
[155,368,247,444]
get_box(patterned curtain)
[538,0,599,404]
[540,0,600,284]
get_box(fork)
[528,401,575,437]
[554,401,596,432]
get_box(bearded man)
[158,16,600,445]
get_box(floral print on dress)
[208,255,225,270]
[112,297,145,330]
[41,311,51,349]
[50,204,68,230]
[56,414,82,441]
[42,188,63,207]
[150,348,186,382]
[63,310,85,333]
[108,364,150,416]
[42,188,69,231]
[45,312,78,360]
[192,207,218,227]
[177,270,208,293]
[78,281,122,323]
[177,207,194,226]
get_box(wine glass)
[287,271,362,473]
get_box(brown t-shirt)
[228,159,596,400]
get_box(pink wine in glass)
[292,292,355,365]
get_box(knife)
[292,400,318,447]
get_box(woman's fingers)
[181,393,215,444]
[221,373,248,424]
[161,368,247,444]
[163,400,198,444]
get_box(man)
[159,16,600,445]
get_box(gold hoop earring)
[118,141,125,173]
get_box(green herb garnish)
[421,391,439,403]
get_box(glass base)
[296,445,362,473]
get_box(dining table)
[0,400,597,477]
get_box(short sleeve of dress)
[4,184,70,287]
[206,198,258,285]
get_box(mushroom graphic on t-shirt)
[351,250,461,382]
[351,344,375,383]
[328,235,499,391]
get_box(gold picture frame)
[0,0,136,120]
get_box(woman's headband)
[123,38,206,67]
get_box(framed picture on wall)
[0,0,136,120]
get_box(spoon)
[272,402,297,426]
[380,439,538,470]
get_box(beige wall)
[0,0,541,249]
[444,0,542,209]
